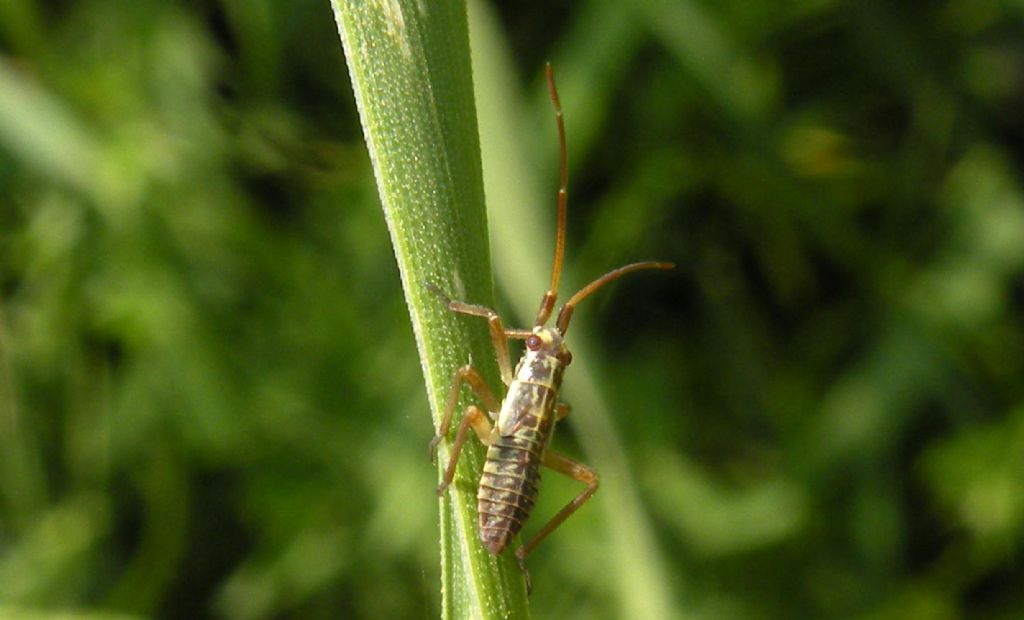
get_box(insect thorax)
[513,327,569,388]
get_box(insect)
[427,63,673,591]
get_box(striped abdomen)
[477,381,557,554]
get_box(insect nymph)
[428,64,672,590]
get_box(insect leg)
[514,451,599,577]
[426,283,526,385]
[429,364,502,462]
[436,405,494,495]
[555,402,571,421]
[448,300,523,385]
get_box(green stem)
[329,1,530,617]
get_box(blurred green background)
[2,0,1024,618]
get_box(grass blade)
[329,1,531,617]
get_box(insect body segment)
[478,376,558,554]
[428,63,672,593]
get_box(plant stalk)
[330,1,530,617]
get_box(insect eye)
[561,351,573,365]
[526,335,542,351]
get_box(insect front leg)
[428,365,502,493]
[514,450,599,578]
[425,283,528,386]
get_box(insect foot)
[427,434,442,463]
[515,549,534,595]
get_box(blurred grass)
[1,0,1024,619]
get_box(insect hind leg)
[514,450,599,590]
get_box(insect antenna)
[555,261,675,334]
[534,62,569,328]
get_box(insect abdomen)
[476,382,557,554]
[477,437,543,554]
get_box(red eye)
[526,335,542,351]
